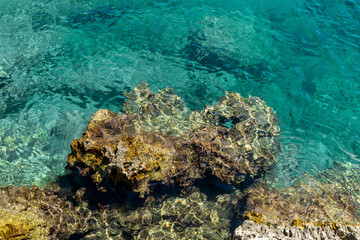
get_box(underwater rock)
[183,13,276,80]
[0,179,236,240]
[239,181,359,228]
[66,5,126,29]
[67,82,280,197]
[232,167,360,239]
[197,91,280,184]
[245,186,357,225]
[79,186,235,240]
[231,161,360,239]
[0,208,47,240]
[122,82,204,135]
[185,29,269,79]
[0,185,90,240]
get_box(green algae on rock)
[67,82,280,197]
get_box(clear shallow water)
[0,0,359,191]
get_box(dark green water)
[0,0,359,191]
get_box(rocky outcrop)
[67,82,280,197]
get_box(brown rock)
[67,83,280,197]
[0,185,90,240]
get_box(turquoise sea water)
[0,0,359,191]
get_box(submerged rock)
[240,163,360,227]
[233,163,360,239]
[67,82,280,197]
[79,186,236,239]
[0,185,90,240]
[0,182,236,239]
[240,182,359,227]
[66,5,126,29]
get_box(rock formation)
[67,82,280,197]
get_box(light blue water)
[0,0,359,189]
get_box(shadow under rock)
[55,164,257,211]
[54,166,184,211]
